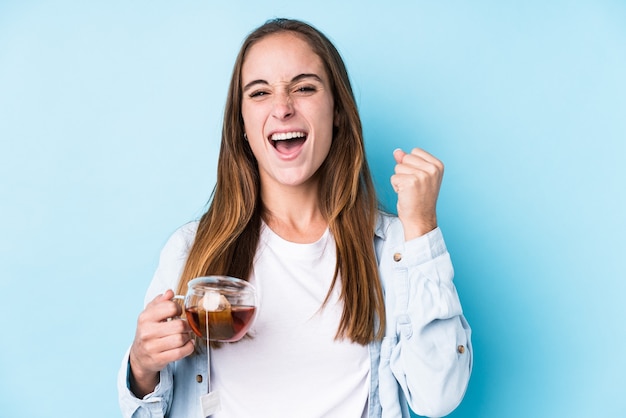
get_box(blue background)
[1,1,625,417]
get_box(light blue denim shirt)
[118,213,472,418]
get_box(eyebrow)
[242,73,324,92]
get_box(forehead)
[241,32,327,82]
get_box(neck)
[261,181,328,244]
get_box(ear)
[241,119,249,139]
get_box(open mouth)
[270,131,307,154]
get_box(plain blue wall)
[1,1,625,417]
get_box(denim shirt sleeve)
[378,217,472,417]
[117,222,199,418]
[117,348,174,418]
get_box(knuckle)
[173,333,188,347]
[134,325,151,341]
[171,344,192,361]
[425,165,438,177]
[170,319,184,332]
[182,341,195,356]
[406,176,419,187]
[137,310,150,323]
[161,302,175,316]
[168,301,183,316]
[171,318,188,333]
[410,172,426,184]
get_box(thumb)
[160,289,175,301]
[151,289,175,304]
[393,148,406,164]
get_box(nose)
[271,92,294,120]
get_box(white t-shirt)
[210,223,370,417]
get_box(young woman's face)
[241,32,335,190]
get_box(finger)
[146,289,175,307]
[393,148,407,164]
[162,316,192,334]
[140,295,182,324]
[156,338,195,364]
[390,173,412,193]
[147,330,194,354]
[391,173,423,193]
[394,147,431,165]
[394,149,430,173]
[406,148,444,170]
[407,147,436,161]
[394,164,440,180]
[137,334,195,370]
[395,158,443,179]
[396,150,429,167]
[134,319,193,354]
[159,289,185,318]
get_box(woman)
[118,18,472,418]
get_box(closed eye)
[249,90,270,98]
[294,85,317,94]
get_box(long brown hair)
[177,18,385,344]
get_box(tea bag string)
[205,310,211,393]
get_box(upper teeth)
[271,132,306,141]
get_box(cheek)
[306,98,335,132]
[323,98,336,132]
[320,105,336,140]
[241,105,251,131]
[241,103,261,132]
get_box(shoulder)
[159,221,200,260]
[143,221,200,305]
[173,221,200,242]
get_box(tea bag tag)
[200,391,221,417]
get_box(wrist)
[401,218,437,241]
[129,352,159,398]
